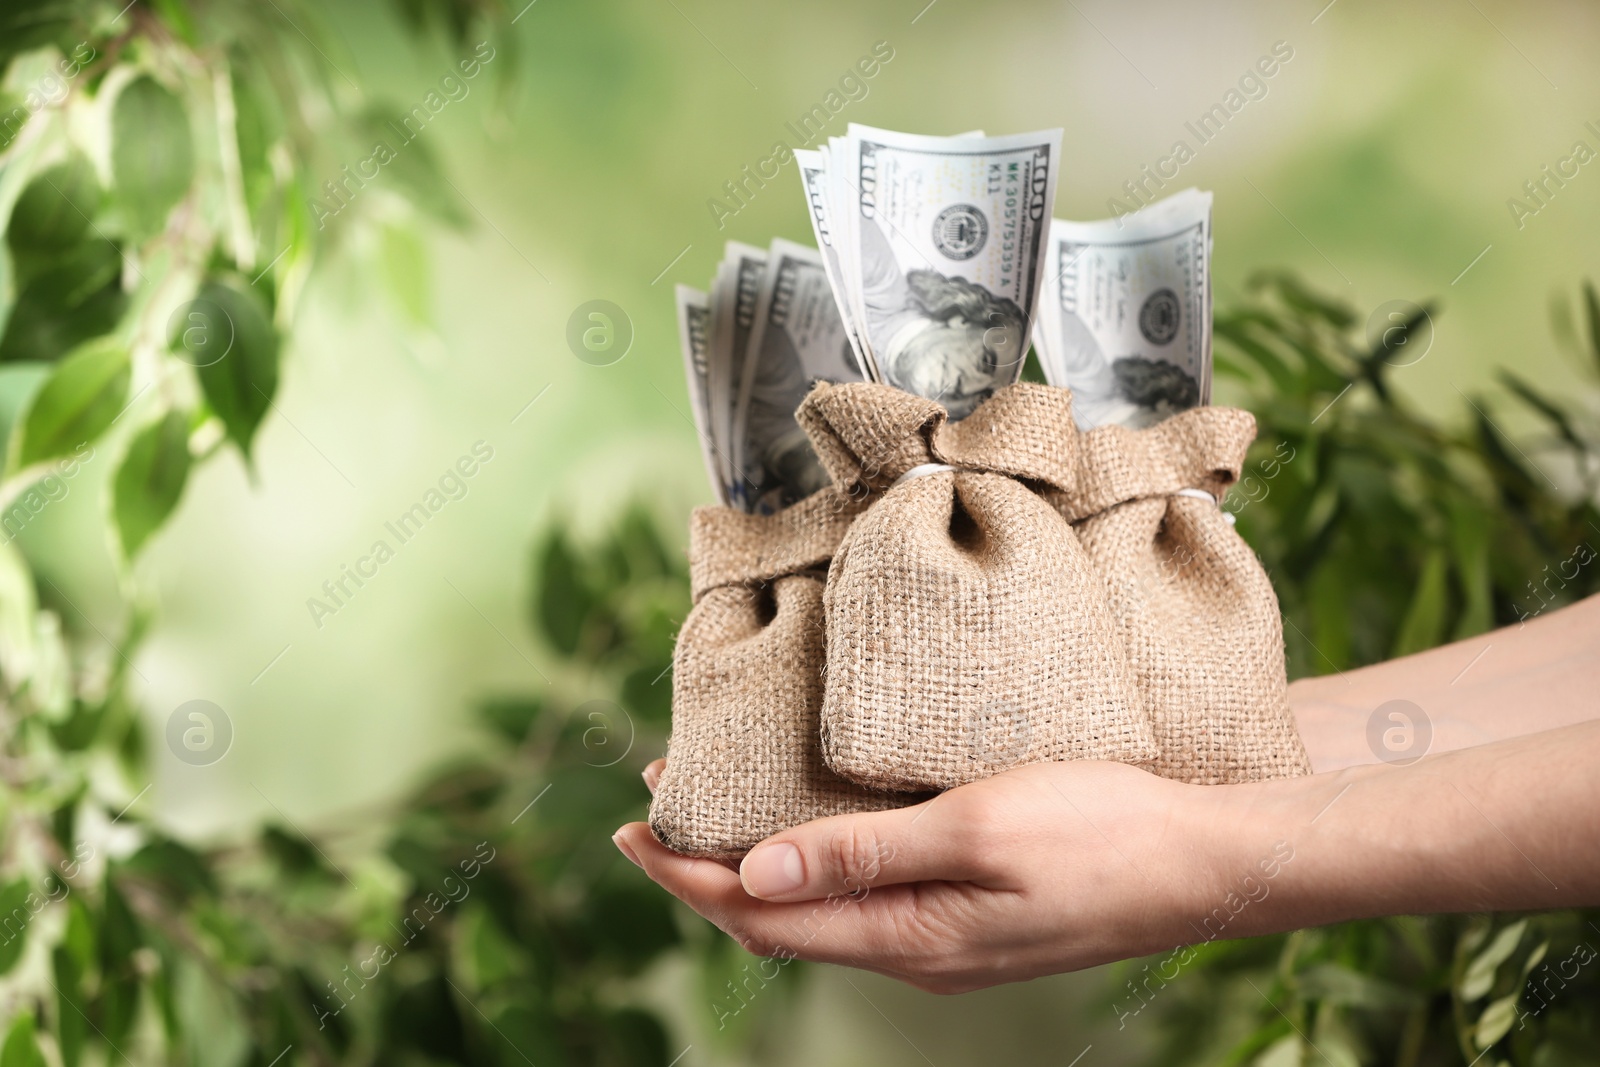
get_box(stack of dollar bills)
[676,125,1213,515]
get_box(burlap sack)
[648,488,918,859]
[796,382,1157,792]
[1048,407,1312,783]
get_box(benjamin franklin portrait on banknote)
[856,217,1027,419]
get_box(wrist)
[1193,744,1572,938]
[1153,774,1319,948]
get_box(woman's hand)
[614,718,1600,992]
[614,758,1259,993]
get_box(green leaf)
[97,879,142,1047]
[8,238,121,315]
[1250,314,1352,394]
[112,76,195,239]
[260,826,334,880]
[620,660,671,722]
[1499,370,1586,455]
[187,280,279,458]
[1469,402,1538,502]
[1447,499,1493,640]
[1304,561,1353,672]
[1363,302,1434,366]
[11,338,129,471]
[60,898,93,971]
[1296,962,1419,1008]
[1308,1019,1362,1067]
[533,528,594,656]
[112,410,192,559]
[1520,938,1549,976]
[174,957,248,1067]
[229,66,277,181]
[454,904,527,991]
[149,0,199,44]
[1475,991,1521,1049]
[121,838,216,903]
[1461,919,1528,1001]
[0,880,32,974]
[48,699,109,752]
[100,876,142,967]
[0,254,127,364]
[1256,270,1358,329]
[0,1012,45,1067]
[1215,318,1300,396]
[0,5,80,70]
[6,155,102,260]
[1253,1032,1303,1067]
[477,695,543,744]
[52,943,85,1067]
[1391,548,1449,658]
[0,362,49,472]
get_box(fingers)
[737,789,1004,902]
[613,821,954,978]
[629,773,1006,902]
[614,821,747,902]
[642,758,664,793]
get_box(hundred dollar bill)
[731,239,863,514]
[795,147,872,381]
[830,125,1062,418]
[1034,188,1212,430]
[708,242,766,497]
[797,133,986,383]
[674,285,726,504]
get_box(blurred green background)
[124,0,1600,824]
[6,0,1599,1063]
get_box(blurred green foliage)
[0,495,698,1064]
[0,0,518,564]
[0,1,708,1064]
[2,1,1598,1066]
[1119,275,1600,1067]
[1219,275,1600,674]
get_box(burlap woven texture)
[1052,409,1313,783]
[648,488,917,859]
[798,382,1157,792]
[652,383,1311,857]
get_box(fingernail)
[740,842,804,899]
[612,831,642,869]
[642,764,661,793]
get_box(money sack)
[1045,406,1313,784]
[648,489,918,858]
[796,382,1157,791]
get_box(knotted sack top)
[797,381,1083,494]
[799,381,1257,510]
[687,487,869,602]
[687,381,1258,601]
[1052,401,1257,523]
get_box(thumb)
[738,792,994,902]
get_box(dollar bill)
[674,285,726,504]
[1033,188,1213,430]
[708,242,766,498]
[827,125,1062,418]
[731,239,864,514]
[797,132,987,383]
[795,147,871,380]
